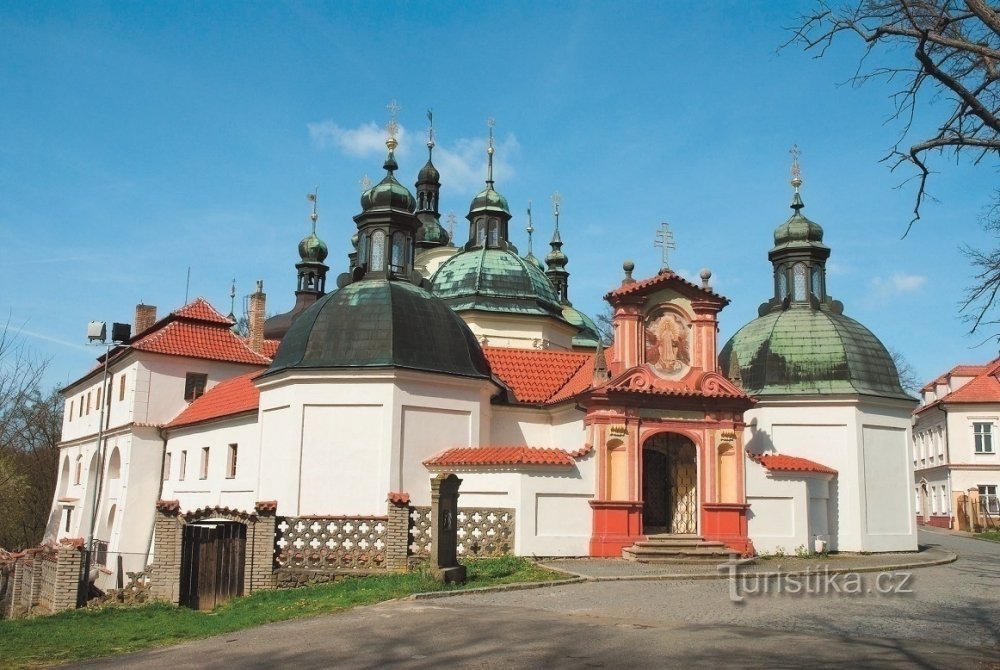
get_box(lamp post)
[79,321,130,606]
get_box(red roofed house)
[43,131,916,604]
[913,359,1000,528]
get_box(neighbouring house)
[39,123,917,607]
[912,360,1000,529]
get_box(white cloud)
[307,119,518,192]
[870,272,927,300]
[307,121,409,159]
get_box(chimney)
[248,280,265,353]
[135,304,157,335]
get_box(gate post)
[386,492,411,572]
[250,501,277,593]
[149,500,183,604]
[431,474,465,584]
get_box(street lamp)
[79,321,130,605]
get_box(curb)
[405,550,958,599]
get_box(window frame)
[973,421,995,454]
[226,443,238,479]
[184,372,208,402]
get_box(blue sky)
[1,1,996,391]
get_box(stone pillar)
[9,558,26,618]
[53,543,83,612]
[249,501,277,593]
[386,492,411,572]
[28,552,44,610]
[430,474,465,584]
[149,500,183,604]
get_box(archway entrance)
[643,433,698,534]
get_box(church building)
[47,117,917,594]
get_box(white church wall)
[462,312,577,351]
[134,354,261,426]
[162,416,260,513]
[60,360,140,444]
[489,405,586,450]
[746,458,809,554]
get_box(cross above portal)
[654,222,676,271]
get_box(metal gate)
[179,521,246,610]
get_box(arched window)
[107,448,121,480]
[357,234,368,267]
[792,263,807,301]
[811,266,822,299]
[488,218,499,246]
[370,230,385,270]
[476,220,487,246]
[777,270,788,300]
[59,457,70,497]
[391,233,405,274]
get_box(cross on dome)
[654,222,676,271]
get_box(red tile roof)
[425,446,578,468]
[262,339,281,359]
[483,347,593,404]
[171,298,235,324]
[604,269,728,304]
[133,320,271,365]
[755,454,837,476]
[937,372,1000,404]
[166,371,260,428]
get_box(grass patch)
[0,556,562,669]
[976,530,1000,543]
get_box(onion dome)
[469,186,511,217]
[415,114,449,249]
[266,279,491,379]
[360,145,417,214]
[417,158,440,184]
[298,232,328,263]
[417,220,450,246]
[773,190,825,249]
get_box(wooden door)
[179,522,246,610]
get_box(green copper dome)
[469,187,510,216]
[562,305,601,348]
[298,232,329,263]
[430,248,565,317]
[267,279,490,379]
[360,151,417,214]
[773,193,826,252]
[720,308,909,399]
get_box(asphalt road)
[72,530,999,670]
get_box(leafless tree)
[889,346,923,394]
[787,1,1000,329]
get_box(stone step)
[624,545,732,557]
[622,535,741,564]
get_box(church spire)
[763,145,833,313]
[464,118,513,251]
[415,110,449,248]
[545,192,570,304]
[523,200,543,269]
[296,187,329,295]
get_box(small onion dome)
[417,220,450,246]
[562,305,601,348]
[468,187,510,216]
[773,192,824,249]
[545,246,567,267]
[417,158,440,184]
[720,309,910,400]
[298,232,329,263]
[360,152,417,213]
[431,248,564,318]
[267,279,490,379]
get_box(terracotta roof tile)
[755,454,837,476]
[262,339,281,359]
[425,446,577,468]
[134,320,270,365]
[171,298,234,324]
[939,372,1000,404]
[166,371,260,428]
[604,270,728,304]
[483,347,592,404]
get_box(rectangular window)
[119,374,126,401]
[185,373,208,401]
[179,450,187,481]
[973,422,994,453]
[930,486,937,514]
[226,444,238,479]
[69,400,74,422]
[64,507,73,533]
[96,387,102,409]
[200,447,209,479]
[163,453,172,481]
[74,459,81,485]
[86,392,91,415]
[78,396,84,418]
[980,485,999,514]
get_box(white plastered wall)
[460,312,578,351]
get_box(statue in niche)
[645,310,691,378]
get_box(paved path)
[71,530,999,669]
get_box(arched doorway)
[642,433,698,534]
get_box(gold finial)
[386,99,401,151]
[426,109,435,150]
[790,144,802,191]
[486,117,496,186]
[654,222,676,271]
[360,174,372,193]
[551,192,562,231]
[307,186,319,233]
